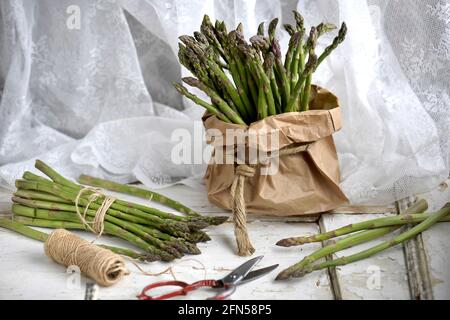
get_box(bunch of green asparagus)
[174,11,347,125]
[275,199,450,280]
[0,160,228,262]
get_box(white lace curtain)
[0,0,448,205]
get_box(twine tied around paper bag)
[44,229,129,286]
[230,143,313,256]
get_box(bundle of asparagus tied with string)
[0,160,228,262]
[275,199,450,280]
[174,11,347,124]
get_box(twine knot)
[75,187,116,238]
[235,164,256,178]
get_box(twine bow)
[229,143,313,256]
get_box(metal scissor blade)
[239,264,279,285]
[221,255,264,286]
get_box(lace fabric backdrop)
[0,0,448,205]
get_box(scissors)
[137,255,278,300]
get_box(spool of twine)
[44,229,128,287]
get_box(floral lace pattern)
[0,0,448,205]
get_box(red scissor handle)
[207,285,236,300]
[137,279,220,300]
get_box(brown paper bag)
[203,86,348,255]
[203,85,348,215]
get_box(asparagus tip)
[275,238,300,247]
[283,24,295,36]
[159,251,176,262]
[236,22,243,33]
[292,10,304,30]
[182,76,200,87]
[275,271,290,281]
[257,21,265,36]
[268,18,279,35]
[187,220,210,231]
[207,215,229,226]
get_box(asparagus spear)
[284,32,300,80]
[213,20,229,55]
[180,40,231,108]
[228,32,259,110]
[202,46,253,120]
[12,213,165,261]
[0,218,153,261]
[285,50,317,113]
[8,161,222,261]
[179,44,214,88]
[15,215,168,261]
[272,39,290,108]
[174,83,232,123]
[316,22,347,68]
[29,166,221,230]
[78,174,228,226]
[139,224,201,255]
[23,171,208,231]
[257,22,265,36]
[200,15,227,61]
[276,199,429,280]
[316,22,338,38]
[290,11,305,90]
[298,22,341,113]
[183,77,246,125]
[11,201,182,259]
[15,180,212,245]
[219,32,254,119]
[190,230,211,243]
[35,160,79,189]
[175,13,348,124]
[257,80,268,119]
[264,52,282,113]
[240,44,277,117]
[283,24,295,36]
[276,201,444,246]
[249,35,270,55]
[14,187,159,228]
[299,27,318,111]
[194,31,209,45]
[35,160,227,226]
[276,227,398,280]
[12,204,179,261]
[194,31,228,69]
[295,204,450,278]
[14,189,72,204]
[268,18,278,44]
[248,35,280,114]
[15,180,191,238]
[235,22,244,33]
[12,201,200,255]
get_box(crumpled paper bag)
[203,86,348,216]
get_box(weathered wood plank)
[415,179,450,299]
[329,205,396,215]
[397,196,434,300]
[318,217,342,300]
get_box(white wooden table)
[0,180,448,300]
